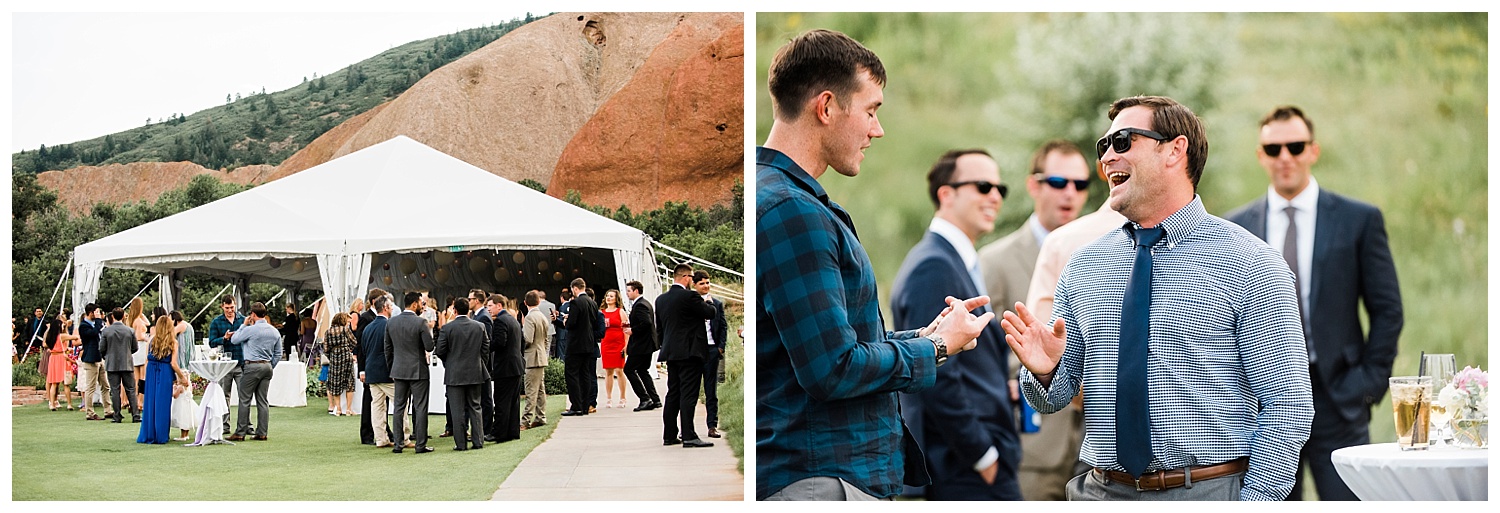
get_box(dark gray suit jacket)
[384,310,434,381]
[655,284,715,362]
[492,310,524,378]
[626,296,658,356]
[1227,189,1404,423]
[100,321,138,372]
[435,316,489,386]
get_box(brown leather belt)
[1095,458,1248,491]
[245,360,270,364]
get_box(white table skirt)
[186,359,239,446]
[230,360,306,407]
[428,360,446,414]
[1331,442,1488,500]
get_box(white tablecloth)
[428,359,446,414]
[1332,443,1488,500]
[229,359,307,407]
[186,359,239,446]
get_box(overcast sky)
[10,11,534,153]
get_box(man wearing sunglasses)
[1226,106,1403,502]
[890,149,1021,500]
[1002,95,1312,501]
[976,139,1091,500]
[757,29,995,501]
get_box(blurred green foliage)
[757,12,1486,451]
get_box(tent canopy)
[72,136,657,315]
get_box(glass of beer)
[1390,376,1432,450]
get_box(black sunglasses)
[1262,141,1309,157]
[948,181,1008,198]
[1096,127,1170,160]
[1035,176,1089,191]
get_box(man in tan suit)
[976,139,1090,500]
[521,291,551,428]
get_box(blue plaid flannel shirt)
[208,314,245,362]
[755,147,937,500]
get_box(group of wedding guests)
[23,299,198,444]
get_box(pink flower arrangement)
[1438,366,1488,420]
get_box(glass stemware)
[1421,353,1458,445]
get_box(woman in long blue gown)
[138,314,188,444]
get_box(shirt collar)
[1026,215,1050,247]
[757,147,829,204]
[1266,176,1320,214]
[1125,195,1208,248]
[928,217,979,270]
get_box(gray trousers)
[235,362,272,436]
[218,365,242,434]
[1067,468,1244,500]
[447,384,484,448]
[764,477,887,501]
[106,370,138,418]
[393,378,430,446]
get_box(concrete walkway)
[492,372,743,501]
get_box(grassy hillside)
[12,13,546,174]
[757,12,1487,449]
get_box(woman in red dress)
[599,289,628,408]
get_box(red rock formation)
[549,14,743,210]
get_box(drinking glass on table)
[1422,353,1458,445]
[1390,376,1433,451]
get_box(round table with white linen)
[1331,442,1488,500]
[186,359,240,446]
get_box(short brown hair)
[570,277,587,290]
[925,149,992,208]
[672,263,694,280]
[366,287,387,304]
[1030,140,1083,176]
[768,29,886,122]
[331,312,350,327]
[1259,105,1314,140]
[525,290,539,307]
[1108,96,1208,188]
[626,280,644,294]
[249,302,268,319]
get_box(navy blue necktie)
[1117,226,1164,478]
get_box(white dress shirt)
[1265,177,1319,308]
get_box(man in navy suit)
[891,149,1022,500]
[1226,106,1403,501]
[694,271,729,439]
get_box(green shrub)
[305,365,326,397]
[544,357,566,396]
[13,357,43,389]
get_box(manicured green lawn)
[11,393,565,500]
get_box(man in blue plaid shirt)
[756,29,995,501]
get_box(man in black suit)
[656,264,717,448]
[1226,105,1403,501]
[385,291,435,454]
[560,279,598,416]
[694,271,729,439]
[435,297,490,451]
[355,288,387,446]
[624,280,660,412]
[360,293,409,448]
[487,293,525,442]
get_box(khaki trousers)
[368,382,410,446]
[76,361,111,415]
[522,367,547,426]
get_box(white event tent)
[71,135,660,316]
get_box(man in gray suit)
[1226,105,1403,501]
[435,297,490,451]
[227,302,282,441]
[386,291,436,454]
[975,140,1092,500]
[99,308,139,423]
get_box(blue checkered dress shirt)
[756,147,938,500]
[1019,197,1313,500]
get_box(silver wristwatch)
[928,333,948,367]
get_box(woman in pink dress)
[598,289,628,408]
[44,318,79,410]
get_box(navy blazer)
[890,231,1021,499]
[360,315,393,384]
[1226,189,1404,423]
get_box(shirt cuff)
[973,446,999,472]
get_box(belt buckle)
[1135,470,1166,492]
